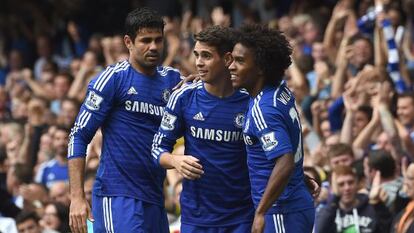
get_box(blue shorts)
[264,208,315,233]
[181,222,252,233]
[92,195,168,233]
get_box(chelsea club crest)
[162,89,171,103]
[234,113,245,128]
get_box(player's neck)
[204,76,234,98]
[128,58,156,76]
[247,78,265,98]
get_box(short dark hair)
[54,125,71,135]
[357,105,373,121]
[350,34,373,47]
[15,210,40,225]
[333,165,357,179]
[328,143,354,160]
[237,24,292,86]
[398,92,414,104]
[193,25,237,56]
[368,149,396,179]
[125,7,165,41]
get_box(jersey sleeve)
[252,103,293,161]
[67,66,118,159]
[151,87,187,165]
[34,164,46,183]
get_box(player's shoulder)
[166,81,202,109]
[263,81,295,109]
[156,66,182,79]
[89,60,130,90]
[254,83,294,117]
[232,88,250,105]
[172,81,202,98]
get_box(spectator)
[15,211,41,233]
[49,181,70,207]
[35,126,69,188]
[39,202,69,233]
[6,163,32,208]
[15,210,58,233]
[33,35,68,81]
[67,50,102,103]
[316,166,392,233]
[56,98,80,129]
[49,73,73,115]
[396,93,414,156]
[19,183,49,214]
[327,143,355,170]
[364,149,403,209]
[348,35,373,75]
[391,162,414,233]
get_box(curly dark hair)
[238,24,292,86]
[124,7,165,41]
[193,25,237,56]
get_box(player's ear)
[124,35,133,50]
[224,52,233,67]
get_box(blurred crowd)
[0,0,414,232]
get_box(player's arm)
[68,157,89,233]
[172,73,200,90]
[68,66,117,233]
[251,104,297,233]
[151,85,203,180]
[256,153,295,211]
[159,151,203,180]
[252,153,295,233]
[304,173,321,198]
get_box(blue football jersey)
[68,60,182,206]
[242,81,314,214]
[152,82,254,226]
[35,159,68,188]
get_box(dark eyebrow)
[233,55,244,60]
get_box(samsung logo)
[125,101,165,116]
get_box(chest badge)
[234,113,245,128]
[162,89,171,103]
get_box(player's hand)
[69,197,94,233]
[173,74,200,90]
[304,174,321,199]
[172,155,204,180]
[251,213,265,233]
